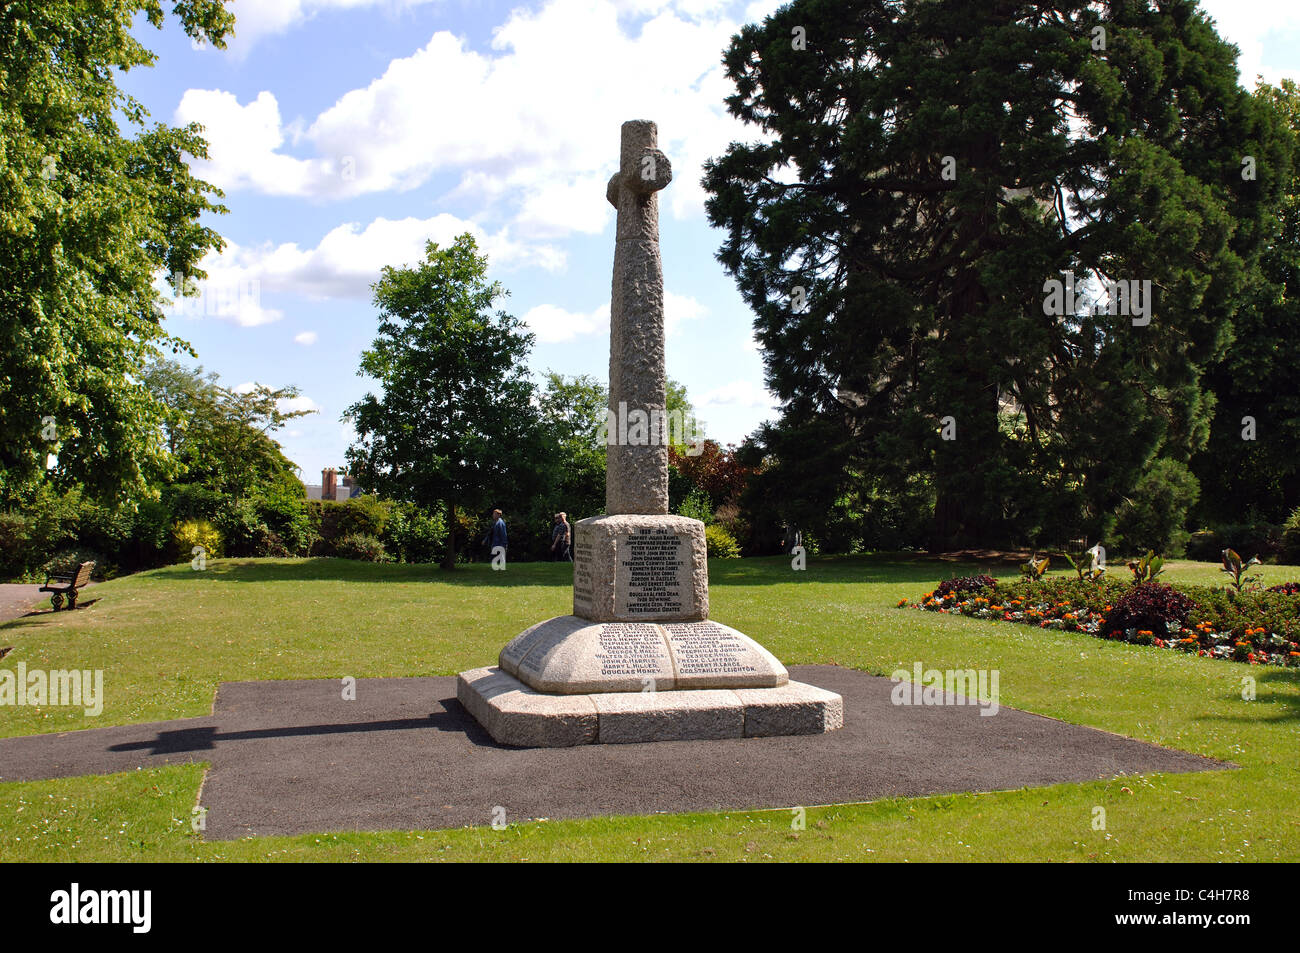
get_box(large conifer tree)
[705,0,1292,549]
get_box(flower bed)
[900,576,1300,667]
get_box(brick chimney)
[322,467,337,501]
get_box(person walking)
[550,512,572,561]
[482,508,508,559]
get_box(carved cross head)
[606,120,673,210]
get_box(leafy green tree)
[704,0,1293,550]
[344,234,547,569]
[141,360,311,500]
[0,1,234,503]
[538,372,607,524]
[1191,80,1300,526]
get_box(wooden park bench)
[39,560,95,611]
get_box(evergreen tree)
[1191,80,1300,526]
[705,0,1292,549]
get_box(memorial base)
[457,666,844,747]
[499,615,789,694]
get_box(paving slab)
[0,666,1230,841]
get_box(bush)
[213,497,268,557]
[40,546,108,579]
[713,501,751,553]
[382,502,446,564]
[1283,507,1300,565]
[704,523,740,558]
[316,496,391,554]
[0,485,85,580]
[253,479,314,555]
[935,574,997,597]
[677,488,714,524]
[1267,582,1300,595]
[1112,458,1199,557]
[0,511,33,580]
[172,519,222,563]
[1103,582,1196,637]
[334,533,388,562]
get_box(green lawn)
[1,555,1297,861]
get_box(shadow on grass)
[708,553,1021,587]
[1200,668,1300,724]
[152,558,575,588]
[162,553,1014,590]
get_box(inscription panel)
[594,623,669,679]
[663,621,759,678]
[572,551,595,617]
[614,527,690,617]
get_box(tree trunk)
[442,500,457,570]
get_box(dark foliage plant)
[935,574,997,597]
[1103,582,1197,636]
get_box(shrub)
[0,511,33,580]
[713,501,750,553]
[317,496,391,554]
[676,488,714,524]
[40,547,109,579]
[253,480,314,555]
[382,502,446,564]
[213,497,269,557]
[1283,506,1300,565]
[165,484,225,523]
[935,574,997,597]
[1267,582,1300,595]
[334,533,388,562]
[1103,582,1196,636]
[704,523,740,558]
[1111,457,1199,557]
[172,519,222,563]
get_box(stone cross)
[605,119,672,516]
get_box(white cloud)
[696,379,774,409]
[522,290,704,343]
[522,301,610,343]
[294,331,318,345]
[280,395,322,414]
[189,213,564,311]
[177,0,776,237]
[175,89,326,196]
[1197,0,1300,88]
[161,274,283,327]
[664,290,706,336]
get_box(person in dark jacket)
[550,512,571,561]
[483,509,508,557]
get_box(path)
[0,585,44,625]
[0,666,1228,840]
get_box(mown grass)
[1,554,1297,861]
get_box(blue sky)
[120,0,1300,484]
